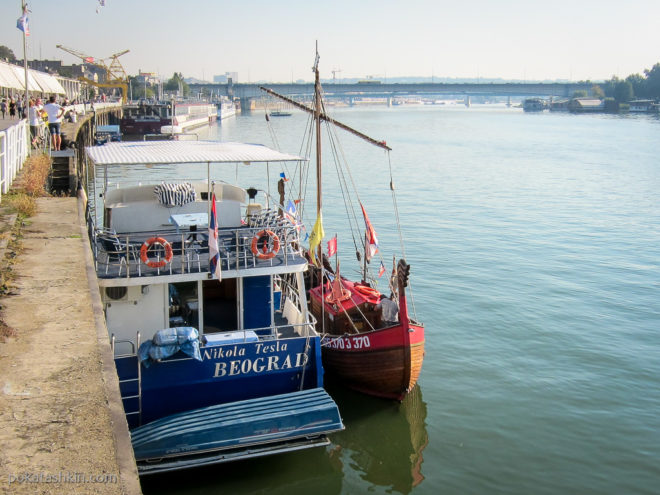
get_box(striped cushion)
[154,182,196,207]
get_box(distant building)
[213,72,238,84]
[15,58,102,81]
[137,71,160,85]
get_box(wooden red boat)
[262,45,425,401]
[310,260,424,400]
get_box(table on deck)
[168,213,209,233]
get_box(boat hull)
[321,323,424,400]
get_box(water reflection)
[328,383,429,494]
[141,385,428,495]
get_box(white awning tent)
[86,141,307,166]
[0,60,66,95]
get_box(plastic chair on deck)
[97,229,141,277]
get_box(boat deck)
[92,225,306,280]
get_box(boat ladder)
[111,332,143,427]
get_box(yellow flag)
[309,212,325,266]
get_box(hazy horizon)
[2,0,659,84]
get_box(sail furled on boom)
[259,86,392,152]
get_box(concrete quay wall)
[0,197,141,494]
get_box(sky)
[2,0,660,83]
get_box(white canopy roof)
[85,141,306,166]
[0,61,66,94]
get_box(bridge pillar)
[240,97,253,113]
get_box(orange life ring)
[354,284,380,299]
[251,230,280,259]
[140,237,173,268]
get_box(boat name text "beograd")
[202,342,309,378]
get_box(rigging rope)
[387,152,417,318]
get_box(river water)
[141,104,660,495]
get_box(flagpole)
[21,1,29,109]
[334,232,338,269]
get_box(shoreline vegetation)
[0,153,51,338]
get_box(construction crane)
[56,44,130,103]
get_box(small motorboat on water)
[84,140,343,475]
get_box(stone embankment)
[0,197,141,494]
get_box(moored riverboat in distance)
[260,47,425,401]
[120,101,170,135]
[523,98,546,112]
[628,99,659,113]
[172,101,217,131]
[216,96,237,120]
[120,101,216,136]
[84,140,343,475]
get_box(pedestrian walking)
[9,98,16,119]
[28,99,44,148]
[0,99,6,119]
[43,96,65,151]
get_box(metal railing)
[91,222,304,279]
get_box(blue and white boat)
[217,96,237,120]
[84,140,343,475]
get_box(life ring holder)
[354,284,380,299]
[140,237,173,268]
[251,230,281,260]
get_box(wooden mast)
[313,44,323,265]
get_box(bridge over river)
[190,81,593,106]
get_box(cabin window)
[168,282,198,329]
[203,279,238,333]
[103,208,112,230]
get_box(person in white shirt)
[28,99,44,148]
[43,96,65,151]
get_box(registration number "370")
[324,335,371,350]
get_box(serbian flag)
[16,5,29,36]
[378,261,386,278]
[284,199,297,222]
[327,236,337,258]
[309,212,324,267]
[208,193,221,280]
[360,202,379,261]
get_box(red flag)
[327,236,337,257]
[360,202,379,260]
[378,261,386,278]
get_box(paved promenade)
[0,116,24,132]
[0,197,141,494]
